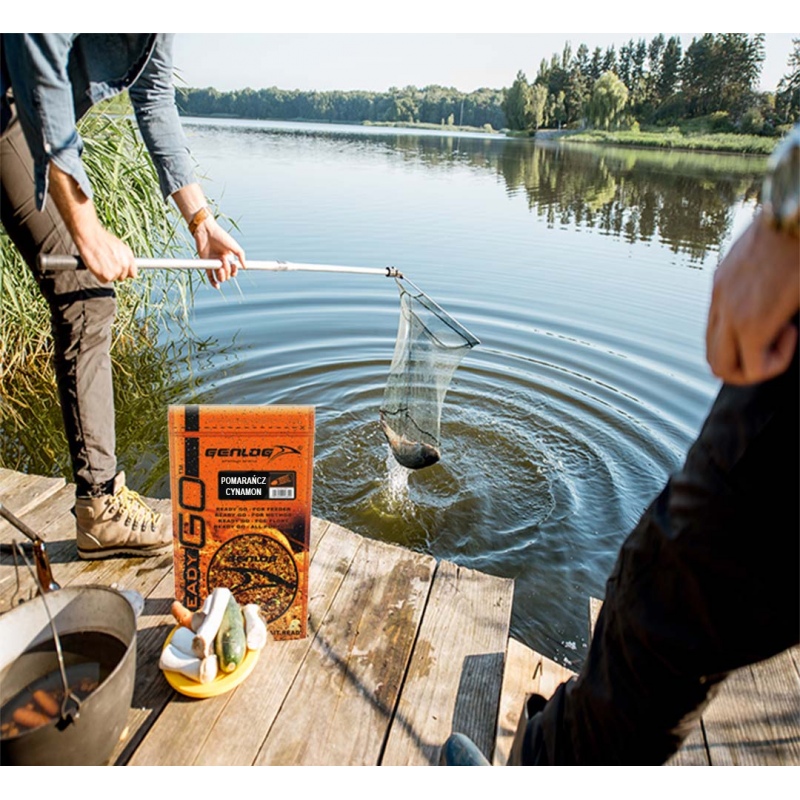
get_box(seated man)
[443,124,800,765]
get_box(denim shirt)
[1,33,195,211]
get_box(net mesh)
[380,278,479,470]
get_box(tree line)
[176,84,506,130]
[176,34,799,135]
[504,34,799,134]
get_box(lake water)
[144,119,765,666]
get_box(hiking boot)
[75,471,171,560]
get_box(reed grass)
[0,95,204,480]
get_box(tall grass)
[0,95,204,482]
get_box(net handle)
[38,254,403,278]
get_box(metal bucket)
[0,585,137,766]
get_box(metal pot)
[0,585,137,766]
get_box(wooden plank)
[111,567,185,764]
[699,648,800,766]
[0,504,81,610]
[589,596,602,638]
[0,471,66,528]
[749,645,800,765]
[381,560,513,766]
[251,535,437,766]
[0,499,172,612]
[493,637,576,765]
[0,483,75,544]
[666,723,709,766]
[0,467,22,491]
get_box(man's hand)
[706,213,800,385]
[172,184,247,288]
[192,215,247,289]
[47,163,137,282]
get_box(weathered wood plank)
[703,656,800,766]
[589,596,602,638]
[702,648,800,766]
[381,560,513,766]
[0,483,75,544]
[0,498,172,599]
[747,648,800,765]
[0,471,66,530]
[493,637,576,765]
[0,509,82,611]
[251,535,436,766]
[666,724,710,766]
[703,664,781,765]
[111,567,184,764]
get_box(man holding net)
[1,34,246,559]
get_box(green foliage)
[586,72,629,130]
[502,70,534,131]
[530,84,548,131]
[681,34,765,118]
[501,32,793,138]
[177,84,507,131]
[776,38,800,123]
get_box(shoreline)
[177,112,780,155]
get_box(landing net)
[380,278,479,470]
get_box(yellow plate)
[161,625,260,698]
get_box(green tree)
[656,36,682,104]
[590,47,603,81]
[776,38,800,123]
[575,43,591,81]
[618,40,633,88]
[530,84,548,130]
[647,34,665,88]
[586,71,629,129]
[503,70,534,131]
[681,34,764,118]
[602,46,618,75]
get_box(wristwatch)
[762,126,800,237]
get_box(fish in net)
[380,278,479,470]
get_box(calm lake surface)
[147,119,765,666]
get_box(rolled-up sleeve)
[128,34,196,200]
[3,33,93,210]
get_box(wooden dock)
[1,467,798,766]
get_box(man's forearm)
[47,162,136,282]
[47,161,104,248]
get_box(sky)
[5,5,797,94]
[172,32,797,95]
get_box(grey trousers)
[1,107,117,494]
[520,337,800,764]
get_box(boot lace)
[110,485,161,532]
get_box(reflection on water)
[9,118,767,667]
